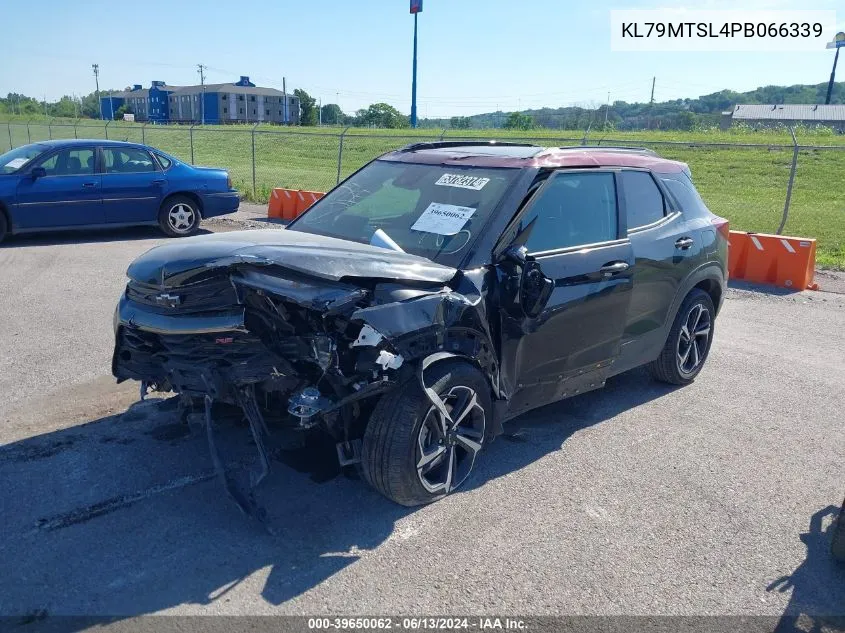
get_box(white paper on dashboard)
[4,158,28,169]
[411,202,476,235]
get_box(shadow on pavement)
[767,505,845,633]
[0,368,676,621]
[1,226,213,247]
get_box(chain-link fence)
[2,120,844,263]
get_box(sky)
[1,0,843,118]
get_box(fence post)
[251,123,259,197]
[7,122,12,149]
[777,126,799,235]
[104,120,111,140]
[26,122,31,143]
[47,121,52,140]
[440,128,447,141]
[73,119,78,139]
[141,123,146,145]
[337,126,350,185]
[189,124,195,164]
[581,125,591,146]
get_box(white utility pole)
[92,63,102,119]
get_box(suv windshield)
[0,144,47,174]
[288,160,518,264]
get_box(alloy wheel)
[167,203,195,233]
[416,385,486,495]
[676,303,711,376]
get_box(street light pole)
[825,32,845,105]
[410,0,422,128]
[411,12,418,127]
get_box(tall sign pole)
[410,0,422,128]
[825,32,845,105]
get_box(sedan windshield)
[0,144,47,175]
[288,160,518,264]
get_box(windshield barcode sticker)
[411,203,476,235]
[435,173,490,190]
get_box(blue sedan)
[0,139,240,242]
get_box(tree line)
[3,81,844,130]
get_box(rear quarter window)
[659,172,710,216]
[620,170,665,229]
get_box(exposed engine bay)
[112,230,502,526]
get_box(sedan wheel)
[168,203,195,233]
[158,196,200,237]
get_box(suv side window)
[522,171,618,253]
[620,170,664,229]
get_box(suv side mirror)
[31,166,46,179]
[500,244,528,266]
[521,261,554,318]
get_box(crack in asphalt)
[32,472,216,533]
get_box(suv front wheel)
[649,289,715,385]
[360,361,491,506]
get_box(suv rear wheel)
[649,289,715,385]
[361,361,491,506]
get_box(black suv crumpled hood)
[127,229,458,287]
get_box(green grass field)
[3,120,844,268]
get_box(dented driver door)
[503,169,634,417]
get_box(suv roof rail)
[559,145,660,156]
[399,140,541,152]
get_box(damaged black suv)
[113,142,728,514]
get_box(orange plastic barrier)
[267,188,325,220]
[294,190,325,216]
[267,188,297,220]
[728,230,818,290]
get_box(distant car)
[113,141,728,518]
[0,139,239,242]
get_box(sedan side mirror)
[31,166,46,179]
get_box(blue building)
[100,76,299,125]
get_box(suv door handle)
[675,237,694,250]
[599,261,629,278]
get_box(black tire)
[361,360,492,506]
[0,212,7,244]
[649,289,715,385]
[158,195,200,237]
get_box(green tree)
[450,116,471,129]
[676,110,697,131]
[114,104,134,120]
[320,103,344,125]
[52,96,79,118]
[358,103,409,128]
[294,88,318,126]
[503,111,534,131]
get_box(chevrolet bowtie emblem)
[153,293,182,307]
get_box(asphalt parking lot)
[0,214,843,625]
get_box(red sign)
[410,0,422,14]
